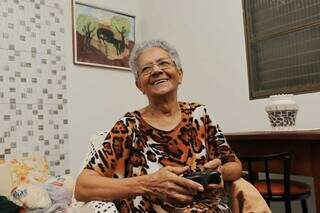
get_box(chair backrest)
[240,152,292,205]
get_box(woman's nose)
[150,64,163,75]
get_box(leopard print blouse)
[84,102,236,213]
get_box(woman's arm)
[202,106,242,182]
[75,168,146,201]
[220,156,242,181]
[204,156,242,182]
[75,166,204,206]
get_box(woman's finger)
[204,158,221,169]
[164,166,204,192]
[169,182,199,196]
[175,175,204,192]
[166,165,190,175]
[166,191,194,207]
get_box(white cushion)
[0,163,13,196]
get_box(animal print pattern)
[87,201,119,213]
[267,110,297,128]
[82,102,236,212]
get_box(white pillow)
[0,163,13,196]
[10,184,52,209]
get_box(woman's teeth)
[153,79,167,85]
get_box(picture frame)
[72,1,135,70]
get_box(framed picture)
[72,1,135,70]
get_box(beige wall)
[140,0,320,132]
[65,0,145,174]
[66,0,320,173]
[65,1,317,211]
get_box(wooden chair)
[240,152,311,213]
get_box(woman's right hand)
[144,166,204,207]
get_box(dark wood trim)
[225,129,320,211]
[225,129,320,141]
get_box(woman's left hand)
[204,158,224,190]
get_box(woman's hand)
[144,166,204,207]
[204,159,224,190]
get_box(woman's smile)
[151,78,169,85]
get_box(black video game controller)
[183,170,221,187]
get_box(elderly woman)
[74,40,268,213]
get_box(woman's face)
[136,47,183,98]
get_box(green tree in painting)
[111,16,131,37]
[76,15,98,50]
[110,16,131,55]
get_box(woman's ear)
[135,80,145,94]
[178,68,183,84]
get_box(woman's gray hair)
[129,39,182,81]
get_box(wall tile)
[0,0,69,176]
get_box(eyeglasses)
[138,58,176,77]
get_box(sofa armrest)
[0,163,13,196]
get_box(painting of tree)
[72,2,135,70]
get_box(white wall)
[140,0,320,132]
[139,0,317,212]
[64,0,145,175]
[66,0,320,174]
[65,0,318,211]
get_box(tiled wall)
[0,0,69,176]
